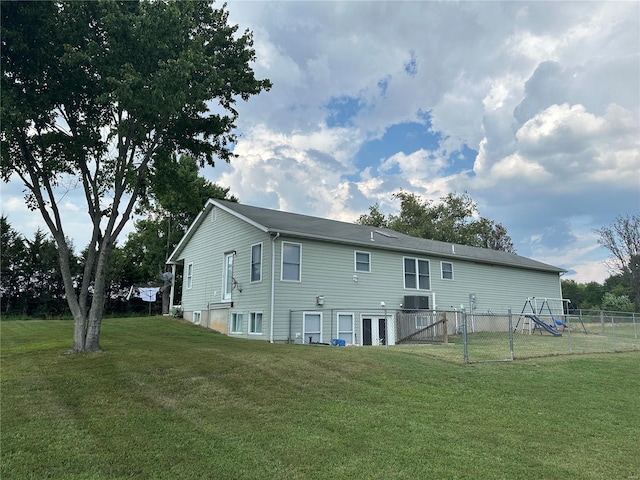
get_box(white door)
[223,253,234,301]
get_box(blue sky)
[3,1,639,284]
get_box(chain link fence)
[457,309,640,363]
[288,307,639,363]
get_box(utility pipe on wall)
[269,232,280,343]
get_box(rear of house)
[167,200,565,345]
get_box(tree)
[0,216,26,314]
[596,214,640,309]
[120,153,236,314]
[601,292,635,313]
[21,229,75,317]
[358,191,515,252]
[1,1,271,352]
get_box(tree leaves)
[1,0,271,350]
[358,191,516,252]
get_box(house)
[166,199,565,345]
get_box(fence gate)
[462,310,514,363]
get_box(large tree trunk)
[64,235,112,353]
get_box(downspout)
[169,264,177,310]
[269,232,280,343]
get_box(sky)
[2,1,639,284]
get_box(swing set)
[514,297,584,336]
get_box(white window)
[223,252,234,300]
[416,313,432,328]
[441,261,453,280]
[186,263,194,290]
[231,312,243,334]
[337,313,354,344]
[354,251,371,272]
[251,243,262,282]
[303,312,322,344]
[404,257,430,290]
[193,311,201,325]
[282,242,301,281]
[250,312,263,334]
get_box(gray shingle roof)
[169,199,565,274]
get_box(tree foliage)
[1,1,271,351]
[1,217,81,317]
[118,153,236,313]
[596,214,640,309]
[358,191,515,252]
[0,215,27,314]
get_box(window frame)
[249,311,263,335]
[231,312,243,334]
[403,257,431,290]
[441,261,454,280]
[354,250,371,273]
[251,243,263,283]
[193,310,201,325]
[337,312,355,344]
[303,312,322,344]
[186,263,194,290]
[281,241,302,282]
[223,252,234,301]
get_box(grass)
[2,317,639,479]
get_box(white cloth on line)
[139,287,160,302]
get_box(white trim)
[210,199,269,232]
[230,312,243,334]
[269,233,279,342]
[359,312,395,346]
[250,242,263,283]
[281,241,302,282]
[403,256,431,291]
[354,250,371,273]
[222,252,234,301]
[186,262,194,290]
[303,311,322,344]
[441,261,454,280]
[249,311,264,335]
[193,310,202,325]
[336,312,355,344]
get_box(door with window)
[361,316,387,346]
[223,253,234,301]
[303,312,322,344]
[337,313,354,344]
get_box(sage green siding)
[175,207,273,338]
[172,202,562,344]
[269,236,562,343]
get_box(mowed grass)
[2,318,639,479]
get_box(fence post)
[567,314,572,353]
[633,313,637,340]
[508,309,514,361]
[462,308,469,364]
[442,313,448,344]
[611,316,616,350]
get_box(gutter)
[269,232,280,343]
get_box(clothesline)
[127,286,162,302]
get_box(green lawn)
[2,318,639,479]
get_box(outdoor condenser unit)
[404,295,429,310]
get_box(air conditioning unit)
[404,295,429,310]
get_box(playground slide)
[526,315,562,337]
